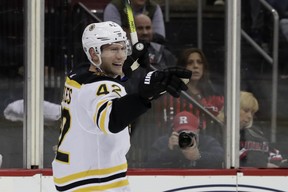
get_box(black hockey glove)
[122,42,149,78]
[138,67,192,101]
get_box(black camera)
[178,131,196,149]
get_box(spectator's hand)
[122,42,149,78]
[181,137,201,161]
[138,67,191,101]
[168,131,179,150]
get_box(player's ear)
[89,47,100,64]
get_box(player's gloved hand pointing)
[138,67,192,101]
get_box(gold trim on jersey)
[99,101,112,134]
[54,163,128,184]
[66,77,81,88]
[94,99,108,134]
[73,179,129,192]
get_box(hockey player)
[52,21,191,192]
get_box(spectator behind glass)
[143,111,224,168]
[103,0,165,38]
[218,91,287,168]
[163,48,224,141]
[135,13,176,68]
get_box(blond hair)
[217,91,259,127]
[240,91,259,113]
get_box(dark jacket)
[240,126,270,168]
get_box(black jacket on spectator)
[240,126,270,168]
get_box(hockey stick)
[125,0,138,45]
[124,0,141,71]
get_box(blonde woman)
[219,91,286,168]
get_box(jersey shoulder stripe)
[95,99,109,133]
[66,77,81,89]
[98,101,113,133]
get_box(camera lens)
[178,132,195,149]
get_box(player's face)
[100,42,127,77]
[185,52,204,82]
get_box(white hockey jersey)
[52,67,131,192]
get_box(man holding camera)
[144,111,224,168]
